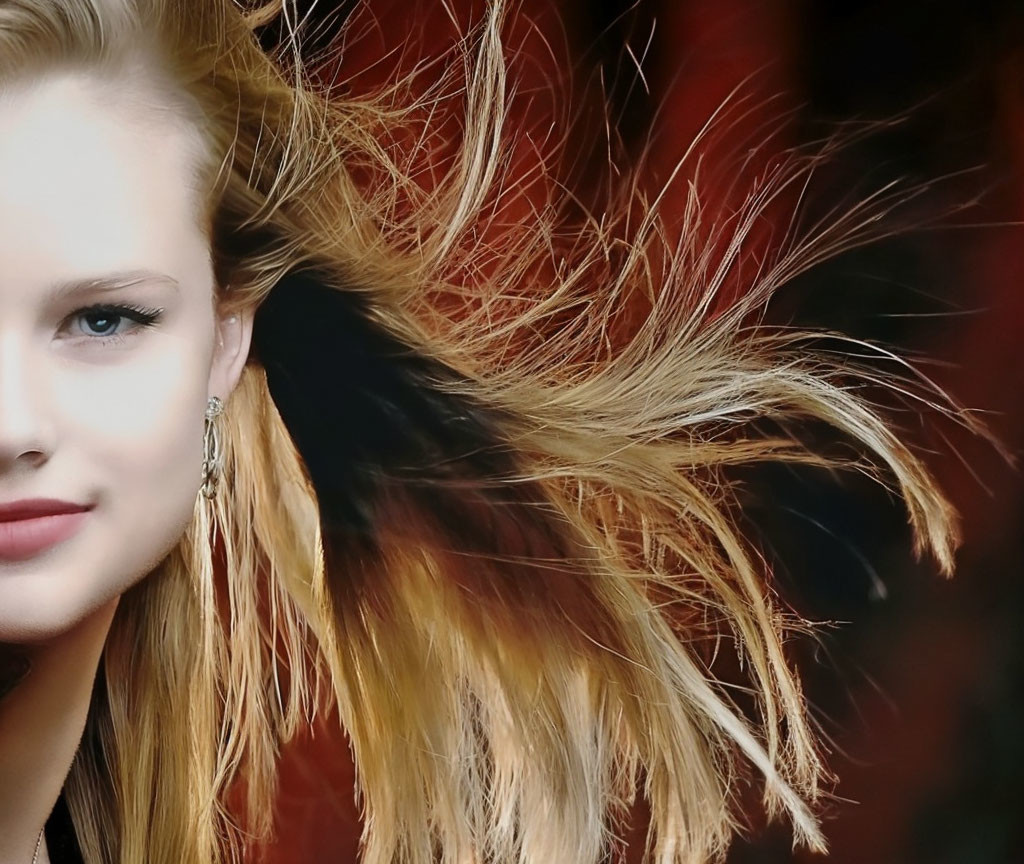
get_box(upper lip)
[0,498,92,521]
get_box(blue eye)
[66,303,164,344]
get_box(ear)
[207,302,255,402]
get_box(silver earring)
[200,396,224,499]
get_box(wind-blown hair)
[0,1,980,862]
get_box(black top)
[1,655,83,863]
[44,793,84,864]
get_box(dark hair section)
[250,269,603,637]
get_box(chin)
[0,583,119,645]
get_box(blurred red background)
[258,2,1024,861]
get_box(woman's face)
[0,69,252,642]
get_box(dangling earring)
[200,396,225,499]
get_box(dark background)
[259,2,1024,861]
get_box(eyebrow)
[49,269,180,300]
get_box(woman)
[0,1,977,862]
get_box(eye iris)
[84,312,118,335]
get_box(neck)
[0,599,118,864]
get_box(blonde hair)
[0,1,982,863]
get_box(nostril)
[0,419,51,464]
[0,445,49,471]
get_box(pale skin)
[0,69,254,862]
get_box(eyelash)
[64,303,165,346]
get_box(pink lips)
[0,498,92,561]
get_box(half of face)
[0,67,251,642]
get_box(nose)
[0,332,52,471]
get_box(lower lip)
[0,511,90,561]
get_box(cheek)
[62,347,210,568]
[71,349,204,454]
[0,344,215,642]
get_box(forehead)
[0,69,210,292]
